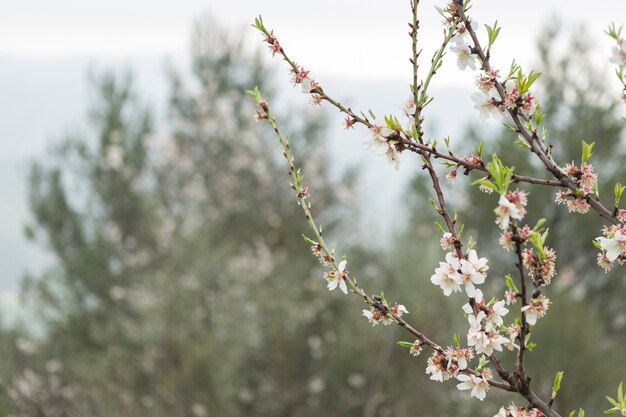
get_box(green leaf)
[515,139,531,149]
[534,218,546,231]
[396,341,415,348]
[475,141,484,159]
[434,222,446,233]
[581,140,596,164]
[617,183,626,207]
[453,333,460,347]
[245,86,262,101]
[484,21,501,47]
[552,371,564,399]
[505,274,519,293]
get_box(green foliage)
[604,382,626,414]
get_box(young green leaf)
[552,371,564,399]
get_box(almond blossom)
[471,92,504,121]
[444,346,474,370]
[430,252,462,296]
[494,191,527,230]
[440,232,456,250]
[325,260,348,294]
[364,123,400,170]
[450,41,478,71]
[409,340,423,356]
[467,311,509,355]
[456,371,490,401]
[521,296,550,325]
[459,249,489,297]
[425,351,457,382]
[596,228,626,261]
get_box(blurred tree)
[5,18,384,417]
[5,16,625,417]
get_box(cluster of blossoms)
[445,17,539,123]
[555,162,598,214]
[472,75,537,121]
[362,302,409,326]
[494,190,528,230]
[425,345,473,380]
[596,224,626,271]
[430,249,488,298]
[522,247,557,285]
[464,292,510,356]
[495,404,545,417]
[425,347,490,401]
[364,122,402,170]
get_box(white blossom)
[471,92,504,121]
[450,41,477,71]
[430,252,462,296]
[596,230,626,262]
[456,373,489,401]
[459,249,488,297]
[326,260,348,294]
[494,194,522,230]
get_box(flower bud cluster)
[522,247,557,286]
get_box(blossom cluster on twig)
[249,2,625,417]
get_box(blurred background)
[1,1,625,416]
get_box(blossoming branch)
[249,1,625,417]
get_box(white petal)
[339,279,348,294]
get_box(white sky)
[0,0,624,321]
[2,0,624,80]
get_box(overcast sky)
[1,0,624,321]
